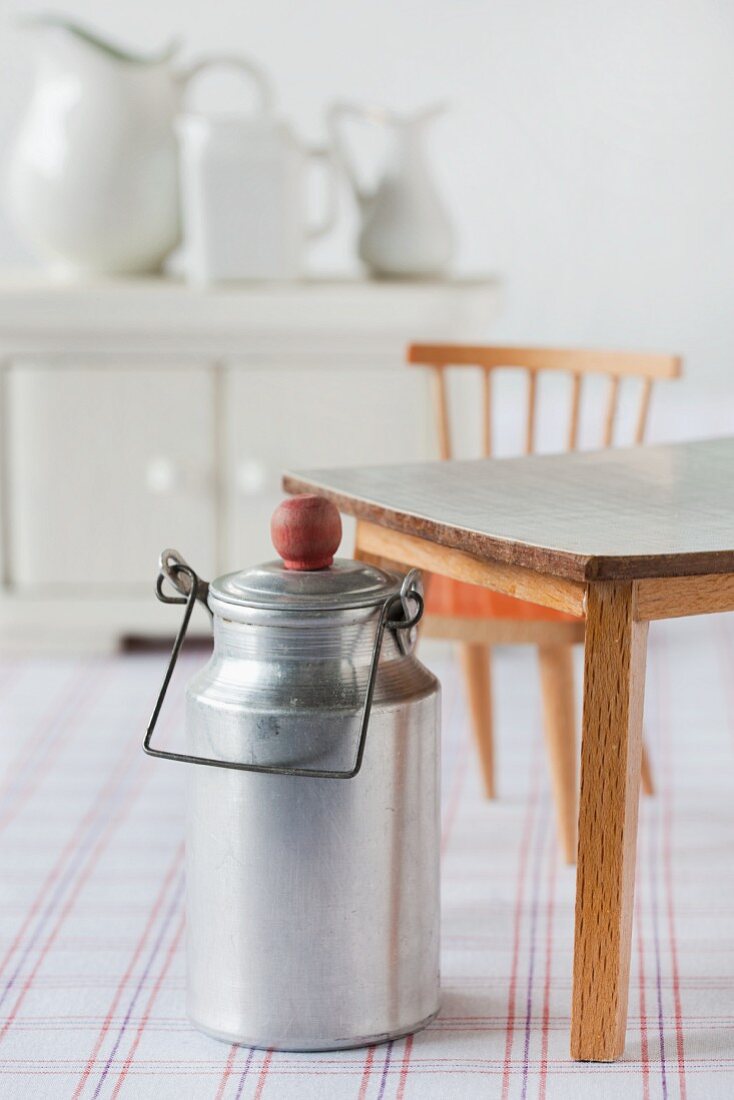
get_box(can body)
[184,607,440,1050]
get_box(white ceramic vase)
[328,103,455,279]
[6,17,269,277]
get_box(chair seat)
[425,574,581,623]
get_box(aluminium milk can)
[144,495,440,1051]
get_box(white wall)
[2,0,734,393]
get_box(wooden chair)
[407,343,682,863]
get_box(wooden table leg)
[538,643,578,864]
[459,642,495,798]
[571,581,648,1061]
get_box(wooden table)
[284,437,734,1061]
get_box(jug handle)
[305,146,339,241]
[327,101,389,208]
[178,55,275,115]
[143,556,423,779]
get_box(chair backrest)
[407,343,682,460]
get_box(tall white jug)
[328,103,455,279]
[6,16,267,277]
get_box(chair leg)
[537,643,578,864]
[459,642,495,799]
[641,742,654,796]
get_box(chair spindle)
[568,373,582,450]
[603,375,620,447]
[482,368,493,457]
[635,378,653,444]
[525,369,538,454]
[432,366,452,460]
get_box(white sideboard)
[0,275,500,650]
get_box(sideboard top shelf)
[0,272,498,295]
[0,273,501,361]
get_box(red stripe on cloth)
[538,836,557,1100]
[356,1047,376,1100]
[395,1034,414,1100]
[635,863,650,1100]
[110,910,186,1098]
[658,632,688,1100]
[500,746,543,1100]
[71,840,185,1099]
[214,1044,240,1100]
[253,1049,274,1099]
[357,1045,376,1100]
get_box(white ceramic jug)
[177,64,337,283]
[328,103,455,279]
[6,17,268,277]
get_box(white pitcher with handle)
[6,16,270,276]
[177,62,338,283]
[328,102,455,279]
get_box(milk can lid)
[208,495,402,614]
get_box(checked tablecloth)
[0,616,733,1099]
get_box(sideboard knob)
[236,459,268,496]
[146,457,179,495]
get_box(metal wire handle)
[143,557,423,779]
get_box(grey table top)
[283,437,734,581]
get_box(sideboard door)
[6,365,217,590]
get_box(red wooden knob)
[271,495,342,571]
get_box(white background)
[0,0,733,390]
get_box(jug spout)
[387,104,448,168]
[15,13,179,70]
[327,102,384,210]
[407,101,449,129]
